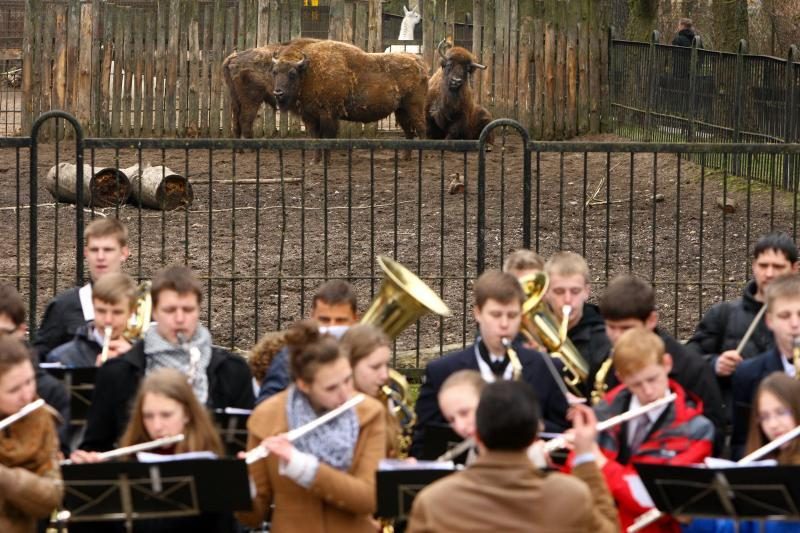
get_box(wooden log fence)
[19,0,609,140]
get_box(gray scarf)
[144,325,213,403]
[286,385,359,471]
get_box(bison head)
[437,42,486,93]
[271,52,309,110]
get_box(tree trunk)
[123,164,194,210]
[626,0,658,41]
[712,0,749,51]
[45,162,131,207]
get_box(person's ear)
[662,353,673,374]
[645,311,658,331]
[296,378,312,396]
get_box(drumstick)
[245,394,366,465]
[735,305,767,354]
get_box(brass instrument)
[123,281,152,342]
[380,369,417,430]
[793,336,800,378]
[592,355,614,405]
[99,325,112,364]
[501,337,523,381]
[518,272,590,398]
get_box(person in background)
[237,319,385,533]
[502,248,545,280]
[34,218,131,359]
[256,280,359,404]
[0,336,63,532]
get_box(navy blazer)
[730,347,785,457]
[409,342,570,459]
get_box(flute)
[437,437,475,462]
[628,423,800,532]
[0,399,45,431]
[100,325,112,364]
[545,392,677,453]
[245,394,366,465]
[61,434,185,465]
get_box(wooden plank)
[353,0,366,50]
[566,20,577,138]
[445,0,455,40]
[187,0,200,136]
[422,0,434,72]
[532,16,543,139]
[110,6,123,135]
[517,0,533,131]
[132,9,144,136]
[289,0,301,40]
[599,25,609,133]
[257,0,270,46]
[543,21,555,139]
[555,25,566,139]
[76,0,93,128]
[100,2,114,135]
[507,0,519,121]
[237,0,247,50]
[89,0,102,134]
[142,5,156,135]
[472,0,483,98]
[495,0,507,117]
[40,5,55,139]
[176,0,189,135]
[481,0,495,110]
[198,1,211,135]
[342,0,354,44]
[328,0,343,42]
[588,26,599,132]
[21,0,35,132]
[221,4,235,137]
[210,0,226,137]
[65,0,79,119]
[270,1,286,136]
[154,0,168,135]
[121,6,134,136]
[577,2,588,134]
[52,6,67,113]
[166,0,180,135]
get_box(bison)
[222,38,318,138]
[270,39,428,160]
[425,42,493,142]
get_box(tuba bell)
[123,281,153,341]
[518,272,591,399]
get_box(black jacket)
[80,340,255,452]
[671,28,696,47]
[568,303,612,397]
[604,328,725,455]
[47,324,103,367]
[409,340,569,459]
[34,359,71,457]
[686,281,773,406]
[33,286,88,360]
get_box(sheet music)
[136,451,218,463]
[625,474,656,508]
[379,459,456,471]
[703,457,777,468]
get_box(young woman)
[339,324,401,456]
[0,336,63,533]
[69,368,232,532]
[687,372,800,533]
[237,319,386,533]
[436,370,486,464]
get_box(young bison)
[425,43,493,142]
[271,39,428,160]
[222,38,318,138]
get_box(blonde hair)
[340,324,390,370]
[765,274,800,312]
[503,249,545,274]
[92,272,138,308]
[120,368,224,456]
[439,369,485,398]
[84,217,128,247]
[613,327,666,379]
[545,251,590,281]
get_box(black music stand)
[213,407,251,456]
[62,458,251,532]
[42,365,97,449]
[420,424,468,463]
[635,463,800,520]
[376,463,456,521]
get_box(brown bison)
[271,40,428,158]
[425,42,493,142]
[222,39,318,138]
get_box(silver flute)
[61,434,185,465]
[0,398,45,431]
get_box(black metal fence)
[610,32,800,189]
[3,112,800,378]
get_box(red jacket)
[595,379,714,533]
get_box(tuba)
[362,256,451,453]
[518,272,590,399]
[123,280,153,341]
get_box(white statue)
[384,6,422,54]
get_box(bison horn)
[437,39,450,61]
[293,53,308,70]
[471,62,487,70]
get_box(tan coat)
[236,390,386,533]
[407,450,620,533]
[0,407,64,533]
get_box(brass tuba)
[362,256,451,453]
[518,272,590,399]
[123,280,153,341]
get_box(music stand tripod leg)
[119,473,134,533]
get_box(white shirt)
[627,389,672,448]
[473,342,514,382]
[780,353,797,378]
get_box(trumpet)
[0,398,45,431]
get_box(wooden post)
[472,0,484,98]
[211,0,227,137]
[21,0,36,132]
[142,5,156,135]
[99,2,113,135]
[187,0,200,136]
[90,0,102,134]
[40,6,55,139]
[531,2,544,139]
[517,0,534,131]
[52,7,67,115]
[257,0,270,46]
[577,0,589,134]
[422,0,435,72]
[132,9,144,136]
[76,0,93,129]
[566,8,577,137]
[121,6,134,137]
[555,23,565,138]
[176,0,189,136]
[481,0,495,112]
[329,0,344,41]
[154,0,168,135]
[166,0,180,135]
[110,6,123,135]
[543,21,555,139]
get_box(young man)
[598,274,725,454]
[688,232,798,386]
[255,279,359,404]
[409,270,569,459]
[590,327,713,532]
[0,284,70,456]
[544,251,611,397]
[731,274,800,457]
[47,272,137,367]
[408,381,618,532]
[33,218,131,359]
[76,266,254,453]
[502,248,545,280]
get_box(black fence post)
[28,110,84,339]
[644,30,660,142]
[732,39,747,175]
[784,45,797,191]
[687,35,700,143]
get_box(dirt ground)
[0,127,795,371]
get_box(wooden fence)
[20,0,609,139]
